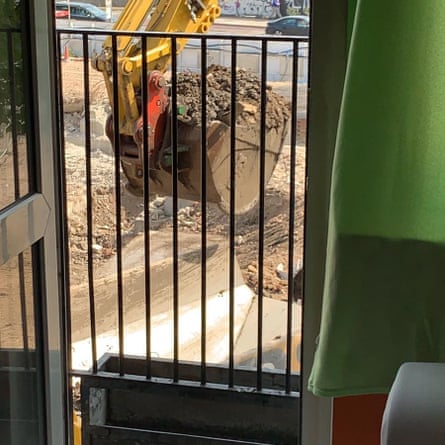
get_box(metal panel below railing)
[80,353,299,445]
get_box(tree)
[0,0,26,132]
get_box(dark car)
[265,15,309,36]
[55,1,109,21]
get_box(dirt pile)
[176,65,291,129]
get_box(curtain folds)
[308,0,445,397]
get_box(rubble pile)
[176,64,291,129]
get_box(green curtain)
[308,0,445,397]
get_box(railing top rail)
[55,27,309,42]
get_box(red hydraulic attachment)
[134,70,169,167]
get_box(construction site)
[61,56,306,370]
[7,0,441,444]
[0,0,308,443]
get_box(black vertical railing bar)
[200,36,208,386]
[170,37,180,383]
[141,36,152,380]
[285,40,299,394]
[228,37,238,389]
[82,34,98,374]
[256,40,268,391]
[111,34,125,377]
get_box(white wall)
[178,39,309,83]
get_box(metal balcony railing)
[56,27,308,445]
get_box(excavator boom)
[104,0,221,69]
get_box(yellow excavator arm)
[93,0,221,136]
[111,0,220,68]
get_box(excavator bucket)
[207,117,290,214]
[121,112,289,215]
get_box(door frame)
[301,0,349,443]
[0,0,67,442]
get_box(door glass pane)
[0,248,44,445]
[0,0,30,211]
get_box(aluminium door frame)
[300,0,349,443]
[0,0,68,443]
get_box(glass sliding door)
[0,248,45,445]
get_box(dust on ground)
[61,59,306,302]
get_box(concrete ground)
[70,230,301,373]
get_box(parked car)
[265,15,309,36]
[55,1,109,22]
